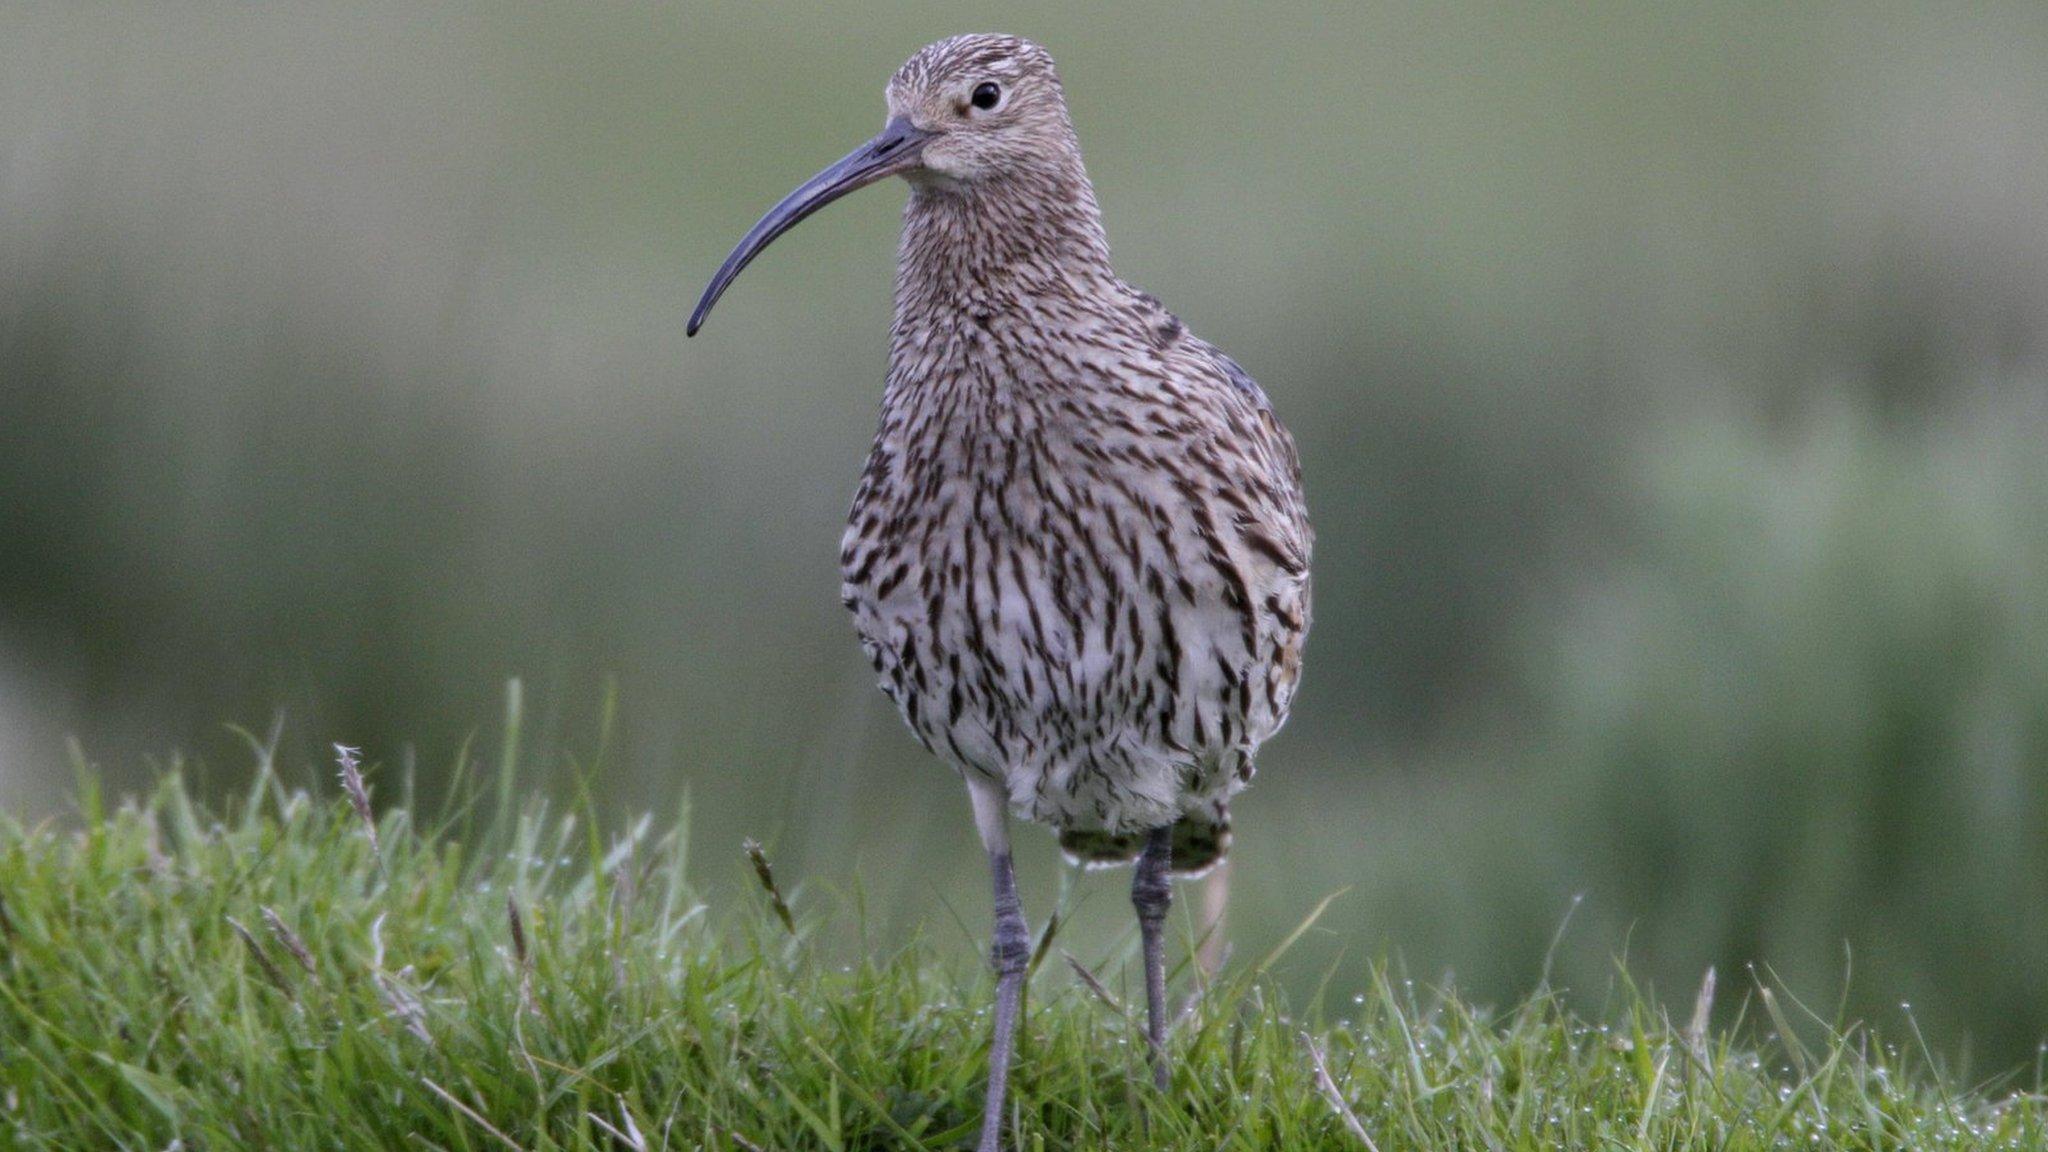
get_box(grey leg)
[1197,858,1231,978]
[1132,824,1174,1091]
[968,780,1028,1152]
[980,848,1030,1152]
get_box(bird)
[687,33,1311,1152]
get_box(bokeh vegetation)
[4,3,2048,1066]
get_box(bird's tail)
[1058,807,1232,877]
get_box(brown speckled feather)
[837,35,1312,847]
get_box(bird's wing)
[1193,339,1313,571]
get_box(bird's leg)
[981,845,1029,1152]
[1197,858,1231,978]
[969,779,1029,1152]
[1132,824,1175,1091]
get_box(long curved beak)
[687,116,935,337]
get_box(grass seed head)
[261,906,316,976]
[742,839,795,936]
[333,743,379,851]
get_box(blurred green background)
[5,2,2048,1066]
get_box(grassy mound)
[1,759,2041,1150]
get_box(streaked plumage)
[689,34,1310,1152]
[844,35,1310,845]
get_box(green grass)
[2,758,2044,1151]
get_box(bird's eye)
[969,82,1002,112]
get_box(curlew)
[688,34,1311,1151]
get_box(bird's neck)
[892,162,1115,328]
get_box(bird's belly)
[847,567,1111,761]
[843,534,1270,832]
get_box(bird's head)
[688,34,1080,336]
[885,34,1077,185]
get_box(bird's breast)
[836,313,1309,829]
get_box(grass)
[2,751,2045,1151]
